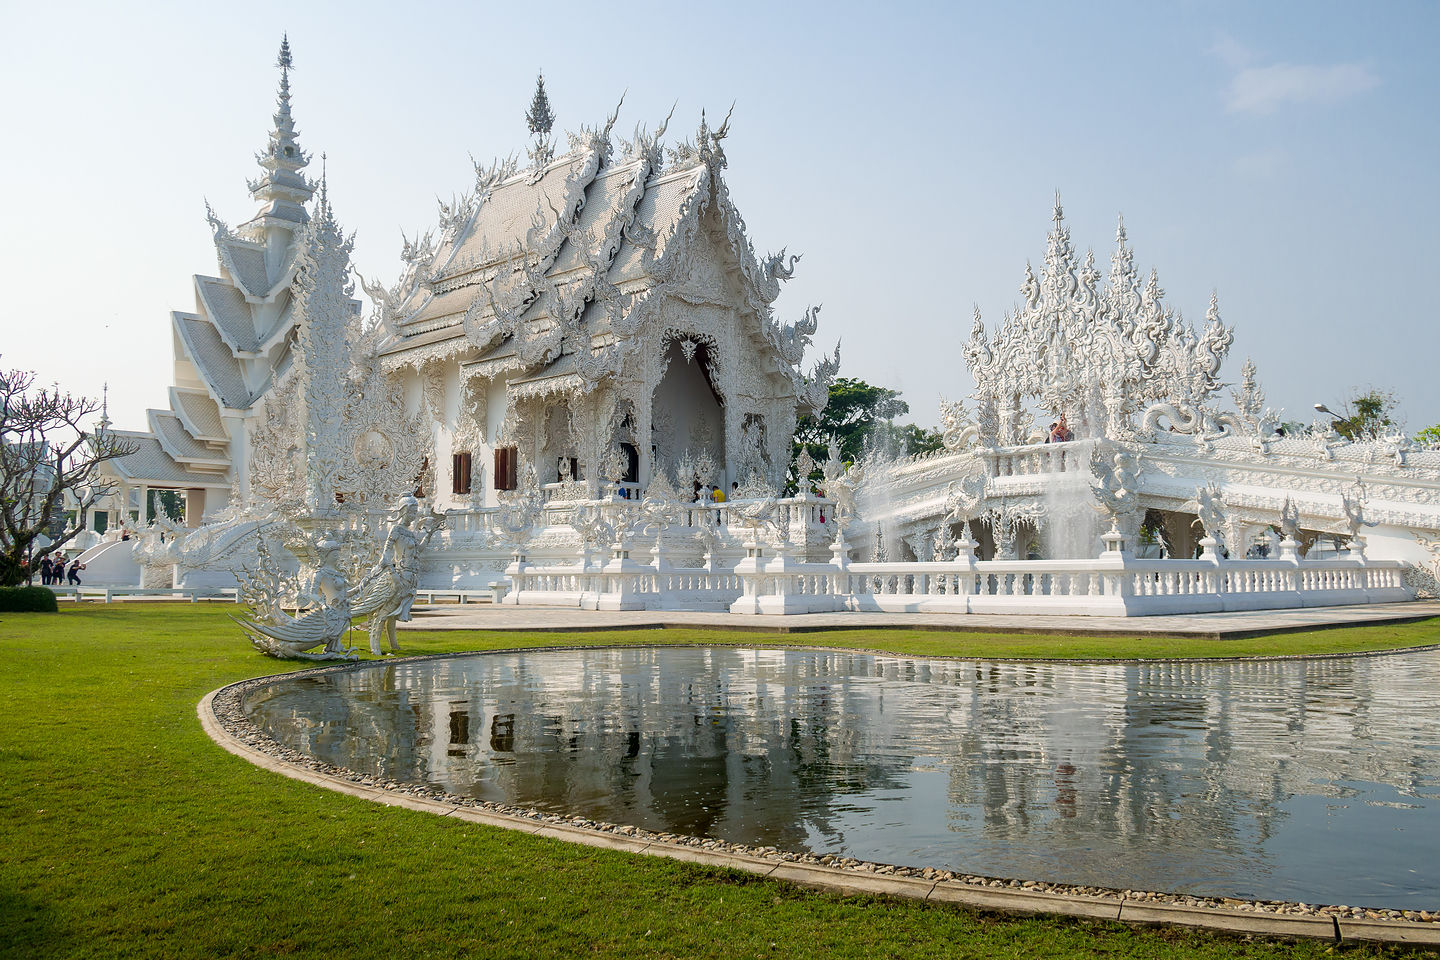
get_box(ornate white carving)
[965,202,1234,442]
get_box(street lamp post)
[1314,402,1355,439]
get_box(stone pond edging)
[199,645,1440,947]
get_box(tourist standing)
[67,560,83,586]
[1049,415,1073,443]
[39,556,52,586]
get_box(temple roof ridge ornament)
[526,71,557,172]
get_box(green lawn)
[2,604,1437,959]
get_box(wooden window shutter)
[493,447,518,491]
[452,452,472,495]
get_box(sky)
[2,0,1436,435]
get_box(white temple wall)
[480,372,515,507]
[432,362,461,510]
[225,413,251,504]
[1362,527,1431,566]
[171,332,206,393]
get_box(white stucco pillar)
[723,400,741,489]
[637,399,653,490]
[186,489,206,527]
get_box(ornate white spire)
[246,35,315,227]
[525,72,556,168]
[290,167,355,516]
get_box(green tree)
[793,377,907,467]
[1319,389,1400,441]
[1415,423,1440,448]
[148,489,185,523]
[1,361,137,585]
[897,423,944,457]
[789,377,941,491]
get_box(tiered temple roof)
[372,104,835,413]
[107,37,315,494]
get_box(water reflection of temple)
[245,648,1440,900]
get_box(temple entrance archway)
[650,337,726,487]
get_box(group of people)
[1044,414,1074,444]
[38,555,83,586]
[691,481,737,504]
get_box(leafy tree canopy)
[795,378,908,465]
[1322,388,1400,442]
[789,377,940,491]
[1415,423,1440,448]
[0,360,137,585]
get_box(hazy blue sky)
[2,1,1436,434]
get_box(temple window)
[494,446,519,491]
[452,452,473,495]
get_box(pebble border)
[200,644,1440,947]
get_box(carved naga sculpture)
[763,247,801,284]
[938,397,979,452]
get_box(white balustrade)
[502,547,1414,617]
[982,439,1096,482]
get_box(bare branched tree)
[1,362,139,585]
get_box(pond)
[243,646,1440,908]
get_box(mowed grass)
[2,604,1437,960]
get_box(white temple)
[74,40,1440,620]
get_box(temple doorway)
[651,337,726,485]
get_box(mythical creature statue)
[763,248,801,284]
[821,440,864,529]
[572,501,618,561]
[356,270,395,324]
[1183,481,1228,552]
[1279,496,1303,543]
[348,497,445,656]
[944,474,986,526]
[638,471,682,559]
[730,473,780,543]
[938,398,979,452]
[235,537,357,661]
[1341,486,1379,549]
[798,342,841,417]
[1089,443,1142,531]
[1381,431,1415,467]
[766,305,820,367]
[1407,532,1440,598]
